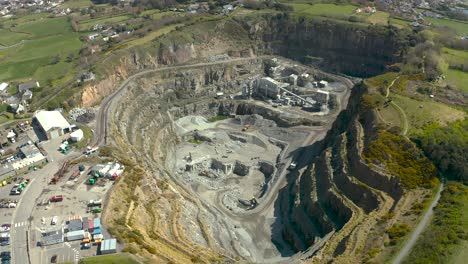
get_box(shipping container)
[93,218,101,229]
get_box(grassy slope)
[287,3,357,17]
[367,11,389,25]
[61,0,92,8]
[0,29,29,46]
[81,254,140,264]
[402,182,468,264]
[425,17,468,35]
[78,15,130,31]
[0,16,82,82]
[391,95,466,135]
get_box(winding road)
[392,183,444,264]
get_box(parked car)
[50,255,57,263]
[51,216,58,225]
[81,243,91,249]
[9,188,20,195]
[0,251,10,260]
[0,225,10,233]
[50,195,63,202]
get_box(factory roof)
[41,229,64,246]
[34,110,70,132]
[20,144,41,158]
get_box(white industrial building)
[34,110,71,140]
[70,129,84,142]
[252,77,289,99]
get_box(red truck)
[50,195,64,202]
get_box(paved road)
[392,183,444,264]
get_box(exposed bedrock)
[102,14,413,262]
[273,82,404,255]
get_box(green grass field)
[442,47,468,66]
[78,15,130,31]
[392,95,466,135]
[366,11,389,25]
[287,3,357,18]
[12,17,72,37]
[80,254,140,264]
[62,0,92,8]
[389,18,410,29]
[0,29,30,46]
[426,17,468,35]
[445,69,468,92]
[441,48,468,92]
[0,34,82,81]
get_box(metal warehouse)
[33,110,71,140]
[100,239,117,255]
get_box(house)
[356,6,376,14]
[93,24,103,31]
[10,103,24,114]
[18,81,39,93]
[22,89,33,101]
[0,83,8,92]
[222,4,234,14]
[88,34,100,40]
[33,110,71,140]
[79,72,95,83]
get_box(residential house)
[18,81,39,93]
[22,89,33,102]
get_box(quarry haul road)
[92,56,270,147]
[392,183,444,264]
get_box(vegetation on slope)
[364,129,437,189]
[414,120,468,183]
[402,182,468,264]
[80,253,140,264]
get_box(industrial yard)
[0,108,122,264]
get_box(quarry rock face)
[99,15,413,264]
[234,161,250,176]
[259,160,275,176]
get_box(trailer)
[66,230,85,241]
[93,218,101,229]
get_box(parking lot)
[0,125,118,264]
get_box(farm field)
[391,95,466,135]
[11,16,72,37]
[0,15,83,83]
[78,15,131,31]
[366,11,390,25]
[0,29,30,47]
[287,3,357,17]
[61,0,93,8]
[426,17,468,35]
[445,69,468,92]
